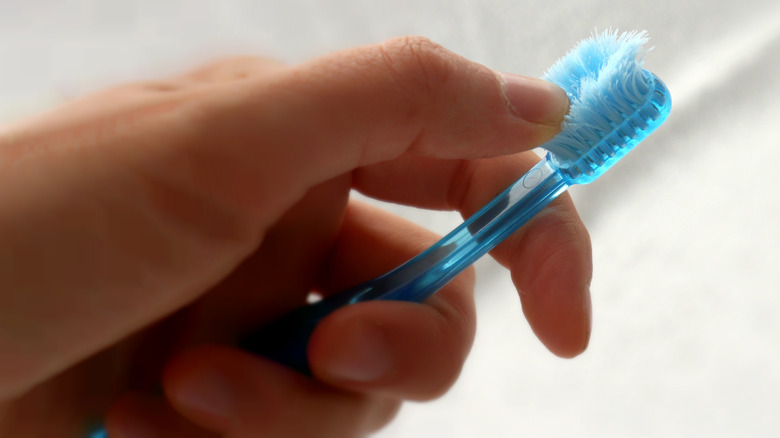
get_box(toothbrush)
[85,30,670,437]
[239,30,671,374]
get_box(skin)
[0,37,591,437]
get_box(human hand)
[0,37,591,437]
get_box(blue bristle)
[541,30,669,184]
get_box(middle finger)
[353,151,593,357]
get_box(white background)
[2,1,779,436]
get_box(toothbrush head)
[542,30,671,184]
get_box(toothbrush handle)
[240,158,569,374]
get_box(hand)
[0,37,591,437]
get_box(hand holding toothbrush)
[0,37,592,437]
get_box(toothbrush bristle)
[542,30,671,184]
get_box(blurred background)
[2,0,779,436]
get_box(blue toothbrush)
[87,30,670,437]
[239,30,671,374]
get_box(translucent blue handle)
[240,158,569,374]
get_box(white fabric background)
[2,0,779,436]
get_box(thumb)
[182,36,569,223]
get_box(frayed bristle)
[541,29,668,183]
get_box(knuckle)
[545,202,590,251]
[376,36,453,92]
[513,202,591,290]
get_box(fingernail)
[169,368,235,422]
[324,321,393,382]
[498,72,569,125]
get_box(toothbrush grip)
[240,158,569,375]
